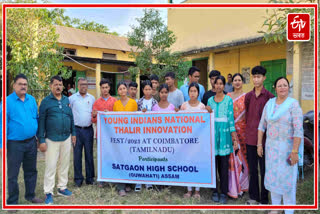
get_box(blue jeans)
[73,126,94,185]
[7,137,38,204]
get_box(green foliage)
[7,5,71,89]
[127,9,189,81]
[48,8,119,35]
[258,0,317,43]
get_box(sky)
[48,0,184,36]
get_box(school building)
[56,25,138,99]
[167,0,318,113]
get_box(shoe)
[118,190,126,197]
[45,193,53,205]
[57,188,72,197]
[212,192,219,202]
[135,184,142,192]
[29,197,43,204]
[146,184,153,190]
[219,194,228,204]
[74,183,82,187]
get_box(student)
[165,72,184,109]
[128,81,138,102]
[113,81,138,196]
[136,80,158,191]
[201,70,226,106]
[206,76,238,204]
[137,80,158,112]
[180,82,206,199]
[245,66,274,205]
[150,74,160,102]
[225,73,234,93]
[152,84,176,111]
[180,66,205,102]
[91,78,117,188]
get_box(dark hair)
[165,72,175,79]
[50,75,62,84]
[273,77,290,89]
[14,73,28,83]
[141,80,152,90]
[129,82,138,88]
[251,66,267,76]
[232,73,244,82]
[228,73,232,78]
[214,75,226,85]
[188,66,200,76]
[77,78,87,85]
[188,82,200,97]
[117,81,127,90]
[100,78,111,87]
[159,83,169,92]
[209,70,221,78]
[150,74,159,82]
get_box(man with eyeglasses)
[38,75,76,205]
[6,74,43,206]
[69,78,95,187]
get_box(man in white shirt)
[69,78,95,187]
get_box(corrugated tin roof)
[56,25,134,52]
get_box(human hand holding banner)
[97,110,216,188]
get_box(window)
[103,53,117,60]
[63,48,77,56]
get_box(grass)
[0,141,318,214]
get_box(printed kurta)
[258,99,303,194]
[207,95,236,156]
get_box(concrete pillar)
[208,52,215,90]
[292,42,302,103]
[96,63,101,98]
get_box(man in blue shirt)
[69,78,95,187]
[38,75,76,205]
[180,66,205,102]
[6,74,43,205]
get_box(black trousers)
[246,144,269,204]
[73,126,94,185]
[213,154,230,195]
[7,137,38,204]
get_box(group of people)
[4,64,303,214]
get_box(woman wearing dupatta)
[257,77,303,214]
[227,73,249,198]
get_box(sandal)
[146,184,153,190]
[125,185,132,192]
[118,190,126,197]
[184,191,192,198]
[193,191,200,199]
[246,199,259,205]
[135,184,142,192]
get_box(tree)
[258,0,318,43]
[6,2,71,90]
[48,8,119,36]
[127,9,189,81]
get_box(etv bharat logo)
[287,13,310,41]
